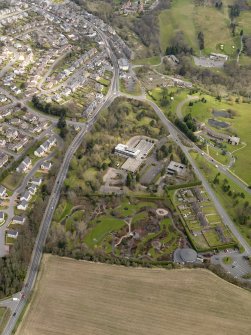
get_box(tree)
[57,114,68,139]
[198,31,205,50]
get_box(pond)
[212,110,231,118]
[208,119,229,128]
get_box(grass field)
[158,0,237,56]
[16,255,251,335]
[0,307,10,334]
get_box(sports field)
[16,255,251,335]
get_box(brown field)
[16,255,251,335]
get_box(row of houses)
[34,137,56,157]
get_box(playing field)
[16,255,251,335]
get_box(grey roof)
[173,248,197,263]
[180,248,197,263]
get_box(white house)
[7,230,18,239]
[40,161,52,171]
[0,185,7,198]
[16,157,32,173]
[17,200,28,211]
[30,177,42,186]
[20,191,31,202]
[12,215,25,225]
[34,146,46,157]
[0,211,5,223]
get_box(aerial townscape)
[0,0,250,334]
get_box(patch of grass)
[0,307,11,334]
[223,256,233,265]
[133,56,161,66]
[208,146,230,165]
[84,216,125,248]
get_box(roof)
[167,161,186,175]
[173,248,197,263]
[18,200,28,208]
[13,215,25,223]
[180,248,197,262]
[0,185,6,194]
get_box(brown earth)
[16,254,251,335]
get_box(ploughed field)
[17,255,251,335]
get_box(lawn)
[2,172,23,191]
[208,146,230,165]
[0,307,10,334]
[116,200,156,217]
[223,256,233,265]
[133,56,161,66]
[84,216,125,248]
[16,255,251,335]
[158,0,236,56]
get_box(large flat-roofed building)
[118,58,129,71]
[167,161,186,176]
[210,53,228,62]
[115,144,140,158]
[228,136,240,146]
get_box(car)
[215,164,219,168]
[13,312,16,317]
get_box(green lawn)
[223,256,233,265]
[84,216,125,248]
[158,0,236,56]
[0,308,10,334]
[116,200,156,217]
[133,56,161,66]
[208,146,230,166]
[54,201,73,223]
[2,172,23,191]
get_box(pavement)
[211,250,251,281]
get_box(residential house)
[30,177,43,186]
[28,185,37,196]
[0,211,4,223]
[16,157,32,173]
[0,186,7,198]
[34,146,46,157]
[0,152,8,168]
[41,161,52,171]
[12,215,25,225]
[20,191,31,202]
[17,200,28,211]
[7,230,18,239]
